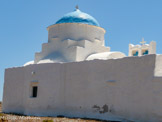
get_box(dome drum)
[47,23,105,43]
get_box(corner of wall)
[154,54,162,77]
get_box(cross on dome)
[75,5,79,10]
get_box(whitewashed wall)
[35,23,110,63]
[3,54,162,122]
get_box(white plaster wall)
[47,23,105,44]
[2,67,25,114]
[3,54,162,122]
[35,23,110,63]
[154,54,162,76]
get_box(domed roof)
[55,8,100,27]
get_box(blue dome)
[55,9,100,27]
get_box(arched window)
[132,51,138,56]
[142,50,149,55]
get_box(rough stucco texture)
[3,54,162,122]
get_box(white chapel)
[2,7,162,122]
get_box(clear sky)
[0,0,162,101]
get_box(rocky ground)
[0,102,115,122]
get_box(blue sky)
[0,0,162,101]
